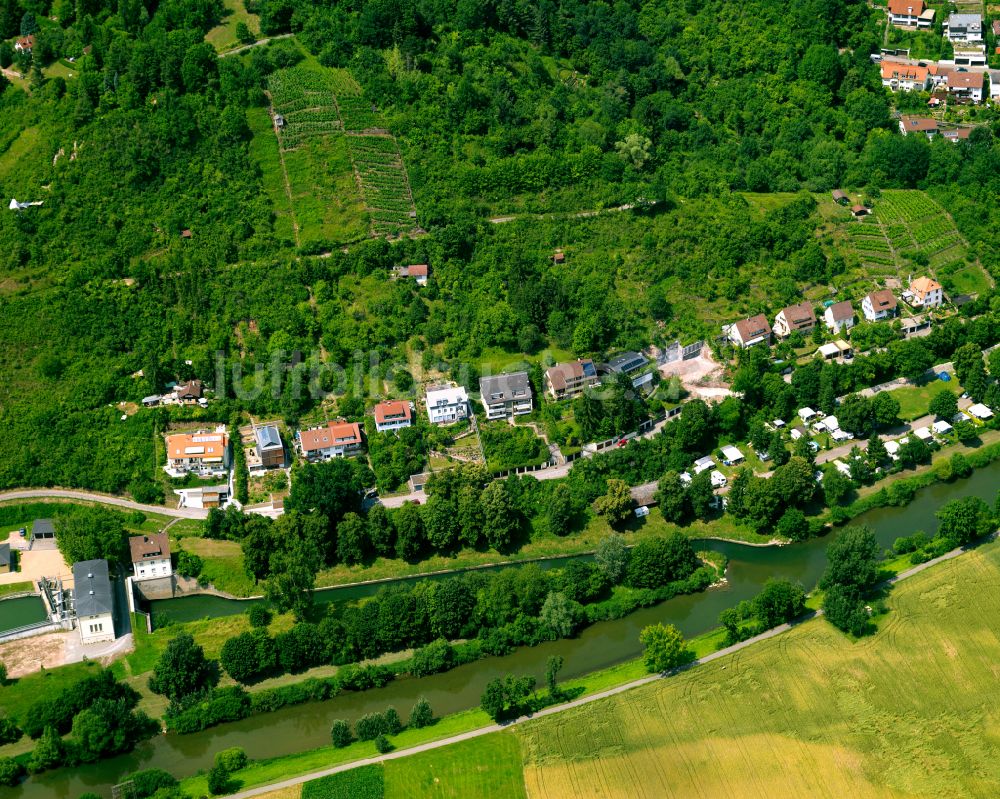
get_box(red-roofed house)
[887,0,933,27]
[14,35,34,53]
[373,400,413,433]
[946,71,985,103]
[726,315,771,348]
[395,264,429,285]
[899,116,939,138]
[881,62,931,92]
[297,421,363,460]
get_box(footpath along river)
[12,460,1000,798]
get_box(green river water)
[11,460,999,798]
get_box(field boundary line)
[219,533,996,799]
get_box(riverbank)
[189,534,996,799]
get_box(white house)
[945,13,983,42]
[907,276,944,308]
[129,534,172,581]
[298,421,363,460]
[887,0,934,27]
[726,315,771,348]
[73,559,116,644]
[823,301,855,334]
[425,385,470,425]
[773,302,816,338]
[862,289,898,321]
[373,400,413,433]
[881,62,931,92]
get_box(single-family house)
[907,276,944,308]
[721,445,744,465]
[887,0,933,27]
[710,470,727,488]
[726,315,772,348]
[174,380,203,402]
[298,421,363,459]
[693,456,716,474]
[773,302,816,338]
[945,13,983,42]
[479,372,533,420]
[425,386,470,425]
[823,301,855,334]
[544,359,600,401]
[175,485,229,509]
[968,403,994,420]
[881,62,931,92]
[0,544,10,575]
[405,264,429,286]
[607,352,648,376]
[940,127,973,143]
[899,116,938,138]
[129,533,172,581]
[862,289,898,321]
[945,72,985,103]
[932,420,953,435]
[14,35,34,52]
[165,430,230,476]
[253,424,285,469]
[73,559,116,644]
[373,400,414,433]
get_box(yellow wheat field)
[516,542,1000,799]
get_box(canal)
[12,461,999,798]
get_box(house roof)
[941,127,973,140]
[932,420,953,433]
[947,72,983,89]
[607,352,647,374]
[0,543,9,569]
[299,421,362,451]
[129,533,170,564]
[255,424,283,452]
[851,205,870,215]
[175,380,202,399]
[166,431,228,461]
[827,300,853,321]
[479,372,531,403]
[732,314,770,342]
[33,518,55,537]
[373,400,412,424]
[866,289,897,311]
[426,385,469,406]
[73,559,114,619]
[721,445,743,461]
[901,115,938,133]
[910,276,942,296]
[969,403,994,418]
[831,189,848,200]
[16,35,34,49]
[881,63,929,82]
[887,0,924,14]
[947,12,981,28]
[545,360,597,391]
[779,302,816,324]
[914,426,934,439]
[406,264,429,277]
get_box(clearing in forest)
[514,539,1000,798]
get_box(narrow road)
[222,535,986,799]
[0,489,207,519]
[218,33,294,58]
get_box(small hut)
[831,189,849,206]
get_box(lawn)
[514,538,1000,798]
[179,536,258,597]
[888,378,962,421]
[0,659,103,724]
[204,0,260,52]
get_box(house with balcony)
[480,372,533,420]
[373,400,414,433]
[544,359,600,401]
[862,289,898,321]
[773,302,816,338]
[823,301,855,334]
[887,0,934,28]
[164,429,230,477]
[945,13,983,42]
[425,386,470,425]
[945,71,985,103]
[297,421,364,460]
[725,314,771,348]
[881,62,931,92]
[905,276,944,308]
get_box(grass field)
[0,659,103,723]
[247,106,297,246]
[513,538,1000,798]
[205,0,260,52]
[888,378,963,421]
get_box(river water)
[12,461,999,798]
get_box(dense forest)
[0,0,999,494]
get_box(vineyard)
[348,134,421,236]
[837,190,991,296]
[267,66,345,149]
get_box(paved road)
[0,489,207,519]
[223,535,983,799]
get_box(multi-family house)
[130,534,172,581]
[862,289,898,321]
[297,421,364,460]
[544,359,601,400]
[907,276,944,308]
[425,386,470,425]
[945,13,983,42]
[480,372,533,420]
[164,429,230,476]
[373,400,414,433]
[773,302,817,338]
[881,62,931,92]
[887,0,934,28]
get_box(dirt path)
[0,489,207,518]
[218,33,294,58]
[488,200,658,225]
[266,91,301,249]
[222,535,988,799]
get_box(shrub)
[129,768,178,798]
[408,697,434,729]
[0,757,24,787]
[207,764,231,796]
[354,712,387,741]
[374,734,393,754]
[0,717,21,745]
[409,638,454,677]
[383,707,402,735]
[215,746,249,772]
[247,604,272,628]
[330,719,352,748]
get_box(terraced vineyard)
[840,190,991,296]
[267,66,345,149]
[347,134,420,236]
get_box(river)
[12,461,999,798]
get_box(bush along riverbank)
[161,534,725,734]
